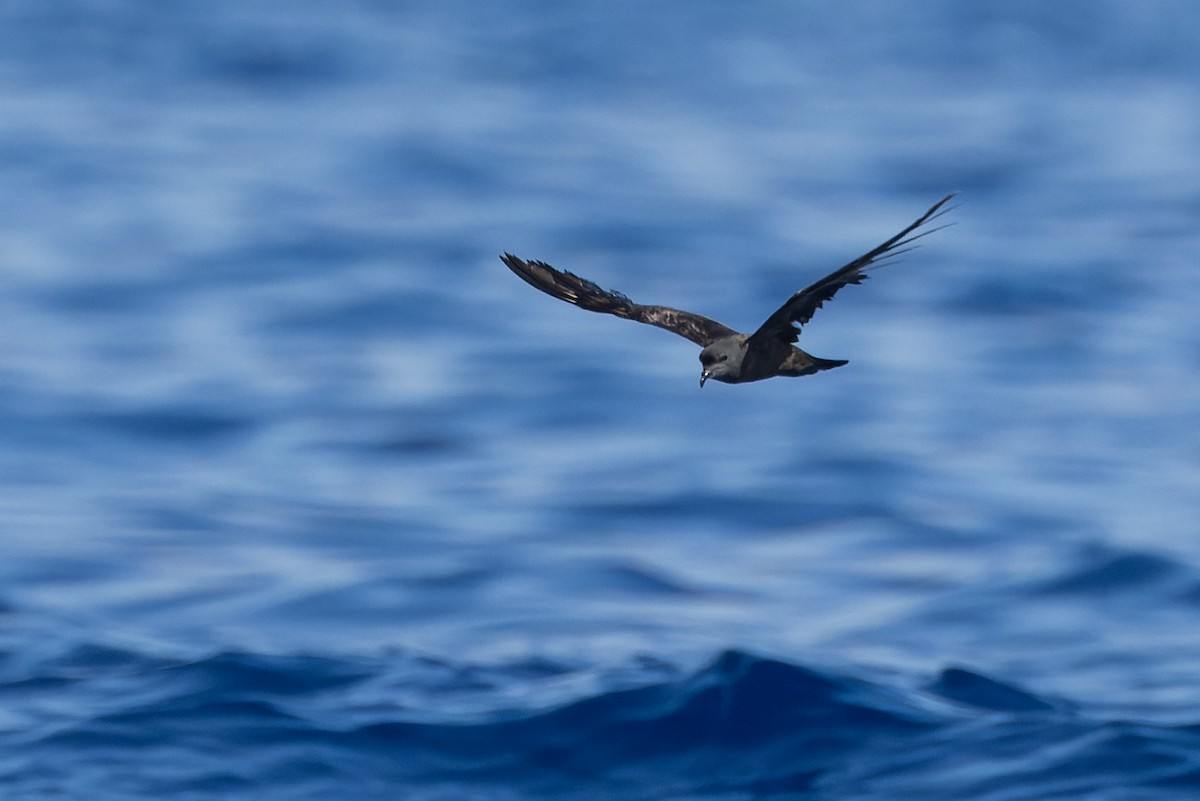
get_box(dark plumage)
[501,194,954,387]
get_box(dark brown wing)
[500,253,738,346]
[747,193,955,346]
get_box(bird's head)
[699,338,744,387]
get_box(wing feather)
[500,253,737,346]
[748,194,955,345]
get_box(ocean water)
[3,1,1200,799]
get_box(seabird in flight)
[501,194,953,387]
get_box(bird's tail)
[783,351,848,377]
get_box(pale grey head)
[698,336,747,387]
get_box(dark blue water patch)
[927,666,1059,713]
[79,406,259,444]
[46,642,171,676]
[159,651,375,699]
[792,452,915,485]
[552,218,709,256]
[0,672,76,696]
[263,288,458,336]
[937,3,1200,78]
[33,279,182,316]
[254,268,498,339]
[405,565,501,592]
[1173,581,1200,608]
[946,253,1147,322]
[593,561,707,597]
[0,643,176,705]
[275,404,485,464]
[7,554,128,586]
[271,571,497,626]
[0,1,362,97]
[564,490,894,534]
[880,149,1045,198]
[192,26,355,91]
[535,559,723,602]
[948,274,1090,318]
[1033,546,1194,597]
[188,229,403,283]
[369,134,498,194]
[126,504,226,534]
[276,505,457,552]
[363,431,470,457]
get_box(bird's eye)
[719,354,728,362]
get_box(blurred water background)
[2,2,1200,799]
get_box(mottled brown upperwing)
[747,193,956,346]
[500,253,738,347]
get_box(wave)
[6,646,1200,799]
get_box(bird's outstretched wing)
[500,253,738,347]
[748,193,956,346]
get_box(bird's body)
[501,194,953,387]
[698,331,849,385]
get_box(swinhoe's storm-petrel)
[501,194,953,387]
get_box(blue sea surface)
[3,2,1200,799]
